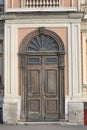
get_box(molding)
[81,33,87,84]
[5,7,77,13]
[4,18,81,25]
[19,28,65,53]
[5,22,70,29]
[68,24,72,97]
[67,23,82,97]
[78,0,81,11]
[4,24,19,97]
[1,12,82,20]
[71,24,82,96]
[7,20,81,24]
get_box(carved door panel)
[43,56,59,120]
[26,56,43,120]
[27,69,42,120]
[44,69,59,120]
[26,56,59,121]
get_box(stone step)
[17,121,79,126]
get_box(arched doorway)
[19,28,65,121]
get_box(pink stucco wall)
[64,0,71,7]
[13,0,20,8]
[74,0,78,7]
[64,0,78,7]
[49,28,68,96]
[7,0,11,8]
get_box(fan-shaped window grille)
[27,35,59,52]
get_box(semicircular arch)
[19,28,65,53]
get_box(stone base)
[68,102,84,125]
[3,102,18,124]
[3,101,84,124]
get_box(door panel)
[28,70,40,95]
[27,99,41,118]
[45,69,57,96]
[45,99,59,119]
[44,69,59,119]
[27,69,42,119]
[29,100,40,112]
[26,56,59,121]
[46,100,57,112]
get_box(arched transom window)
[27,34,59,52]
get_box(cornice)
[1,12,82,21]
[1,12,82,24]
[5,18,81,24]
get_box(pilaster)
[71,23,82,97]
[4,24,19,97]
[3,23,21,123]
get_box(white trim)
[3,14,81,24]
[14,24,70,28]
[5,7,77,12]
[10,25,18,96]
[68,24,73,97]
[71,24,82,96]
[14,27,19,96]
[5,21,71,27]
[78,0,81,11]
[71,0,73,7]
[5,19,81,25]
[82,33,87,84]
[78,24,82,94]
[4,24,19,97]
[4,26,12,95]
[67,23,82,98]
[11,0,13,8]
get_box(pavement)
[0,124,87,130]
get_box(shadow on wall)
[0,107,3,123]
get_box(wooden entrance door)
[26,55,59,121]
[20,31,65,121]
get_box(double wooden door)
[26,55,59,121]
